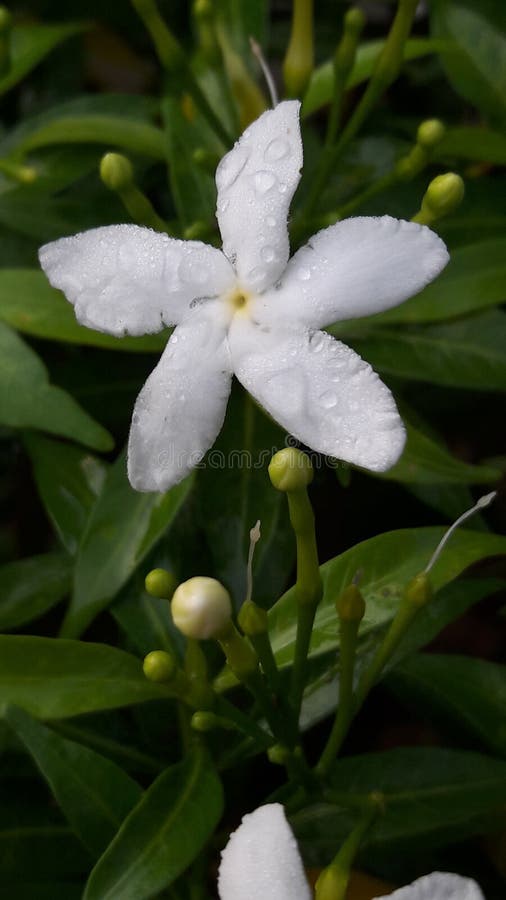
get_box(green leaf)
[388,653,506,757]
[292,748,506,863]
[3,705,142,857]
[431,0,506,125]
[17,116,165,160]
[84,749,223,900]
[0,635,176,719]
[0,269,167,352]
[0,23,87,96]
[0,553,72,630]
[436,127,506,165]
[269,527,506,667]
[0,322,113,451]
[302,39,446,118]
[63,451,194,637]
[199,387,294,607]
[25,434,107,555]
[344,310,506,390]
[163,98,217,227]
[380,421,500,485]
[361,239,506,325]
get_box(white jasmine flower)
[217,803,485,900]
[39,102,448,492]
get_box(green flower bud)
[143,649,176,682]
[417,118,445,149]
[100,152,134,192]
[268,447,313,492]
[336,583,366,622]
[191,710,220,732]
[344,7,366,34]
[0,6,12,31]
[171,576,232,640]
[237,600,268,636]
[404,572,432,609]
[424,172,465,217]
[283,0,314,98]
[267,743,290,765]
[145,568,177,599]
[315,865,341,900]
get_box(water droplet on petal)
[261,246,276,263]
[254,170,277,194]
[297,267,311,281]
[218,199,230,213]
[309,332,325,353]
[320,390,337,409]
[266,216,277,228]
[216,148,249,190]
[278,182,288,194]
[265,138,290,161]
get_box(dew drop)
[218,199,230,214]
[320,390,337,409]
[261,246,276,263]
[266,216,277,228]
[297,267,311,281]
[278,182,288,194]
[309,332,325,353]
[265,138,290,161]
[254,170,277,194]
[216,148,249,189]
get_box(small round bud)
[336,583,366,622]
[193,0,212,19]
[145,568,177,599]
[404,572,432,609]
[100,152,133,192]
[143,650,176,682]
[417,118,445,149]
[191,710,219,732]
[267,743,290,766]
[238,600,268,636]
[171,576,232,640]
[423,172,465,217]
[344,7,366,34]
[268,448,313,492]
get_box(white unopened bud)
[171,576,232,640]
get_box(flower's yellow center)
[227,286,251,315]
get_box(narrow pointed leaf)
[25,434,107,555]
[0,553,72,629]
[0,322,113,451]
[84,749,223,900]
[388,653,506,757]
[3,705,142,857]
[63,452,194,637]
[0,635,176,719]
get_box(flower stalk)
[315,793,383,900]
[316,583,366,777]
[100,153,172,233]
[283,0,314,99]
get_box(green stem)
[214,696,273,748]
[305,0,418,216]
[315,795,382,900]
[288,488,323,716]
[131,0,233,147]
[316,619,359,777]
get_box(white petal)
[258,216,449,329]
[377,871,485,900]
[218,804,311,900]
[39,225,234,337]
[128,304,232,491]
[230,317,405,472]
[216,101,303,294]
